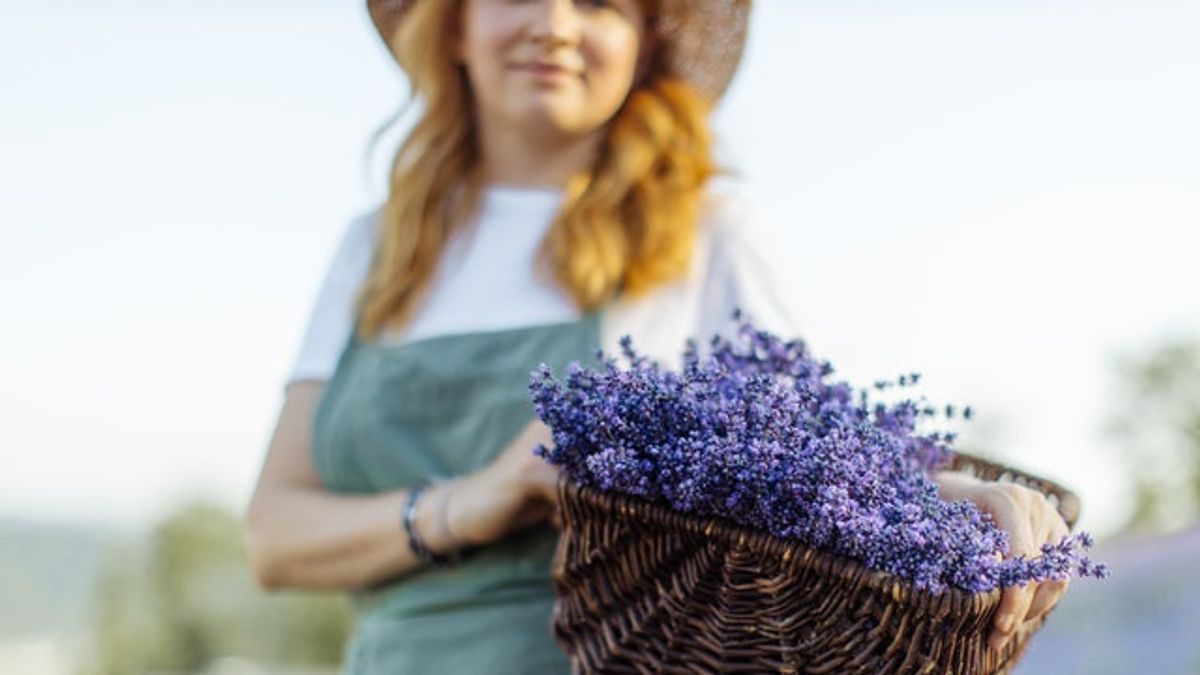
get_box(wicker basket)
[550,452,1081,674]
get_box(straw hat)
[366,0,752,104]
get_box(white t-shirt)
[285,181,801,388]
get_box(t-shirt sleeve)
[284,208,380,388]
[694,187,804,348]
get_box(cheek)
[460,7,523,95]
[582,26,641,105]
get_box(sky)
[1,0,1197,539]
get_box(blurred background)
[1,0,1197,673]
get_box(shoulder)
[696,178,768,249]
[319,204,384,289]
[336,205,384,263]
[693,179,803,340]
[694,178,781,295]
[282,205,385,388]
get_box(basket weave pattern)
[551,452,1080,674]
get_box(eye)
[577,0,641,19]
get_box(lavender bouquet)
[529,310,1107,595]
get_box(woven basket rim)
[556,450,1080,622]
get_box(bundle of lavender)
[529,310,1107,595]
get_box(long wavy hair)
[355,0,728,340]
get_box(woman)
[245,0,1070,671]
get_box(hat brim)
[366,0,751,104]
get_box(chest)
[311,313,604,493]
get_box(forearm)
[246,479,471,591]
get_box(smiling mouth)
[512,62,579,78]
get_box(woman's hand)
[439,419,563,548]
[931,471,1072,652]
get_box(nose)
[527,0,582,49]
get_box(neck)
[475,119,605,189]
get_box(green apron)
[312,309,605,673]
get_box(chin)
[513,104,594,138]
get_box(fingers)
[990,583,1036,651]
[518,458,564,530]
[984,485,1038,651]
[1025,517,1072,622]
[1024,577,1068,628]
[526,418,555,448]
[980,483,1078,652]
[511,498,553,530]
[526,460,562,504]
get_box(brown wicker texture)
[551,452,1080,674]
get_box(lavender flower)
[529,309,1109,594]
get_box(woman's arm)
[244,381,561,591]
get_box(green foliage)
[81,501,350,675]
[1106,338,1200,533]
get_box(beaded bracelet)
[402,480,462,567]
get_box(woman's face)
[455,0,649,141]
